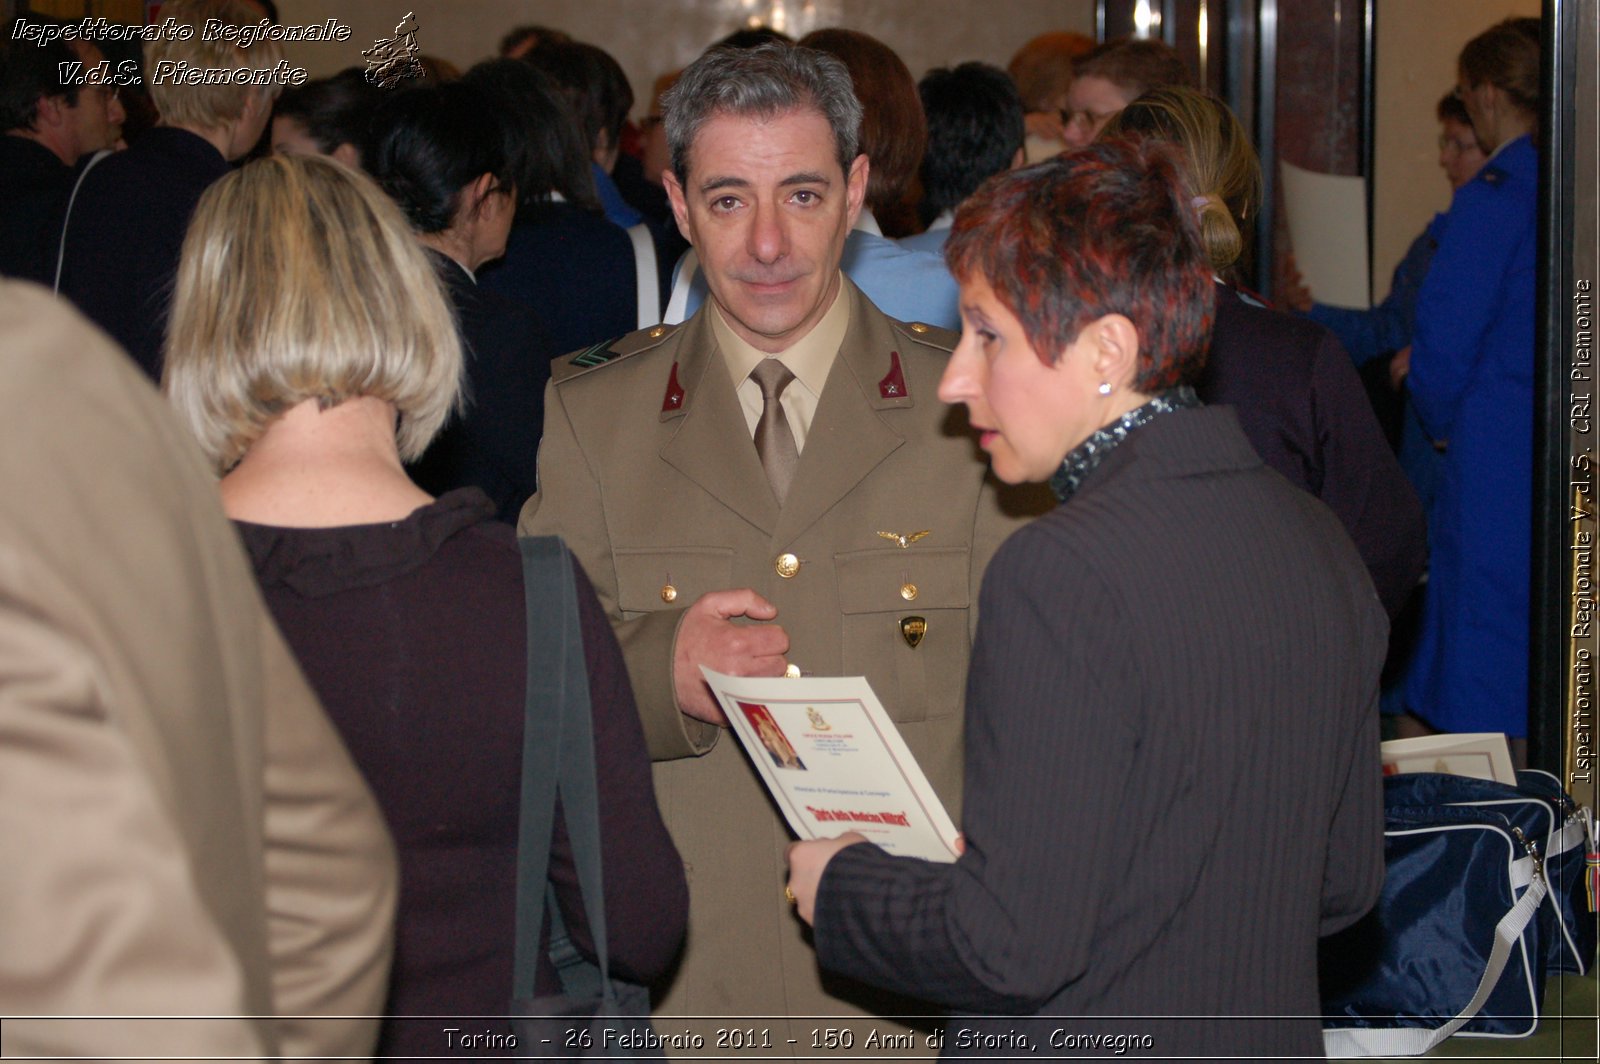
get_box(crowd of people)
[0,0,1542,1059]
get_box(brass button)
[910,322,929,333]
[784,663,801,678]
[900,582,918,601]
[660,583,678,603]
[775,553,801,579]
[649,325,666,338]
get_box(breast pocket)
[614,547,733,617]
[835,546,972,723]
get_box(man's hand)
[674,589,789,725]
[785,833,868,925]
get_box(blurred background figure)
[0,29,125,284]
[470,58,642,356]
[55,0,282,381]
[368,80,554,524]
[1005,30,1094,162]
[161,154,686,1058]
[0,279,396,1062]
[1279,90,1486,525]
[1063,37,1192,148]
[903,61,1026,253]
[269,68,382,169]
[787,137,1385,1061]
[1107,87,1426,620]
[1402,17,1542,755]
[526,39,644,228]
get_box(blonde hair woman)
[163,154,686,1058]
[57,0,287,379]
[1106,87,1427,619]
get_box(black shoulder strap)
[512,536,617,1002]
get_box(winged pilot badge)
[876,529,932,549]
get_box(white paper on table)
[1279,159,1370,310]
[700,667,961,862]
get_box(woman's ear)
[465,172,497,218]
[1085,313,1141,389]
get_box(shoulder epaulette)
[890,319,959,352]
[551,322,681,383]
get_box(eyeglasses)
[1437,133,1479,155]
[1060,107,1118,131]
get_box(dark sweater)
[0,135,74,285]
[1199,283,1427,618]
[236,489,686,1056]
[57,127,231,380]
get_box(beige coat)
[0,283,397,1060]
[522,279,1051,1049]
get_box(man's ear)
[1085,313,1141,390]
[663,169,693,243]
[331,141,361,169]
[845,153,869,228]
[33,93,67,132]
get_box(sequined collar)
[1049,386,1202,503]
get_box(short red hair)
[945,138,1215,391]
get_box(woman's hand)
[1389,346,1412,391]
[784,833,868,925]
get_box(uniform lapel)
[659,308,780,534]
[772,280,905,545]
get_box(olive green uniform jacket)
[521,279,1050,1049]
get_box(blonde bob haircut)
[1104,86,1262,273]
[147,0,287,131]
[163,154,462,473]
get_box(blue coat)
[1403,135,1537,736]
[1305,216,1449,515]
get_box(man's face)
[664,107,866,354]
[1061,74,1134,148]
[61,44,124,157]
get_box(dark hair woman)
[468,57,642,356]
[785,137,1386,1059]
[369,80,555,523]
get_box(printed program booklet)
[1380,732,1518,784]
[700,667,961,862]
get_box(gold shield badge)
[806,707,831,731]
[900,615,927,649]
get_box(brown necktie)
[750,359,799,504]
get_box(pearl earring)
[1097,381,1112,396]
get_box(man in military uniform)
[521,43,1049,1049]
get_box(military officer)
[521,42,1050,1051]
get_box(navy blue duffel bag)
[1319,771,1595,1058]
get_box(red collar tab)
[661,362,686,412]
[878,351,908,400]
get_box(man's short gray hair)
[662,42,862,183]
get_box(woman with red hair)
[786,138,1386,1059]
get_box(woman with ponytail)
[1401,18,1542,752]
[1107,87,1427,619]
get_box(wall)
[1372,0,1538,300]
[275,0,1095,116]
